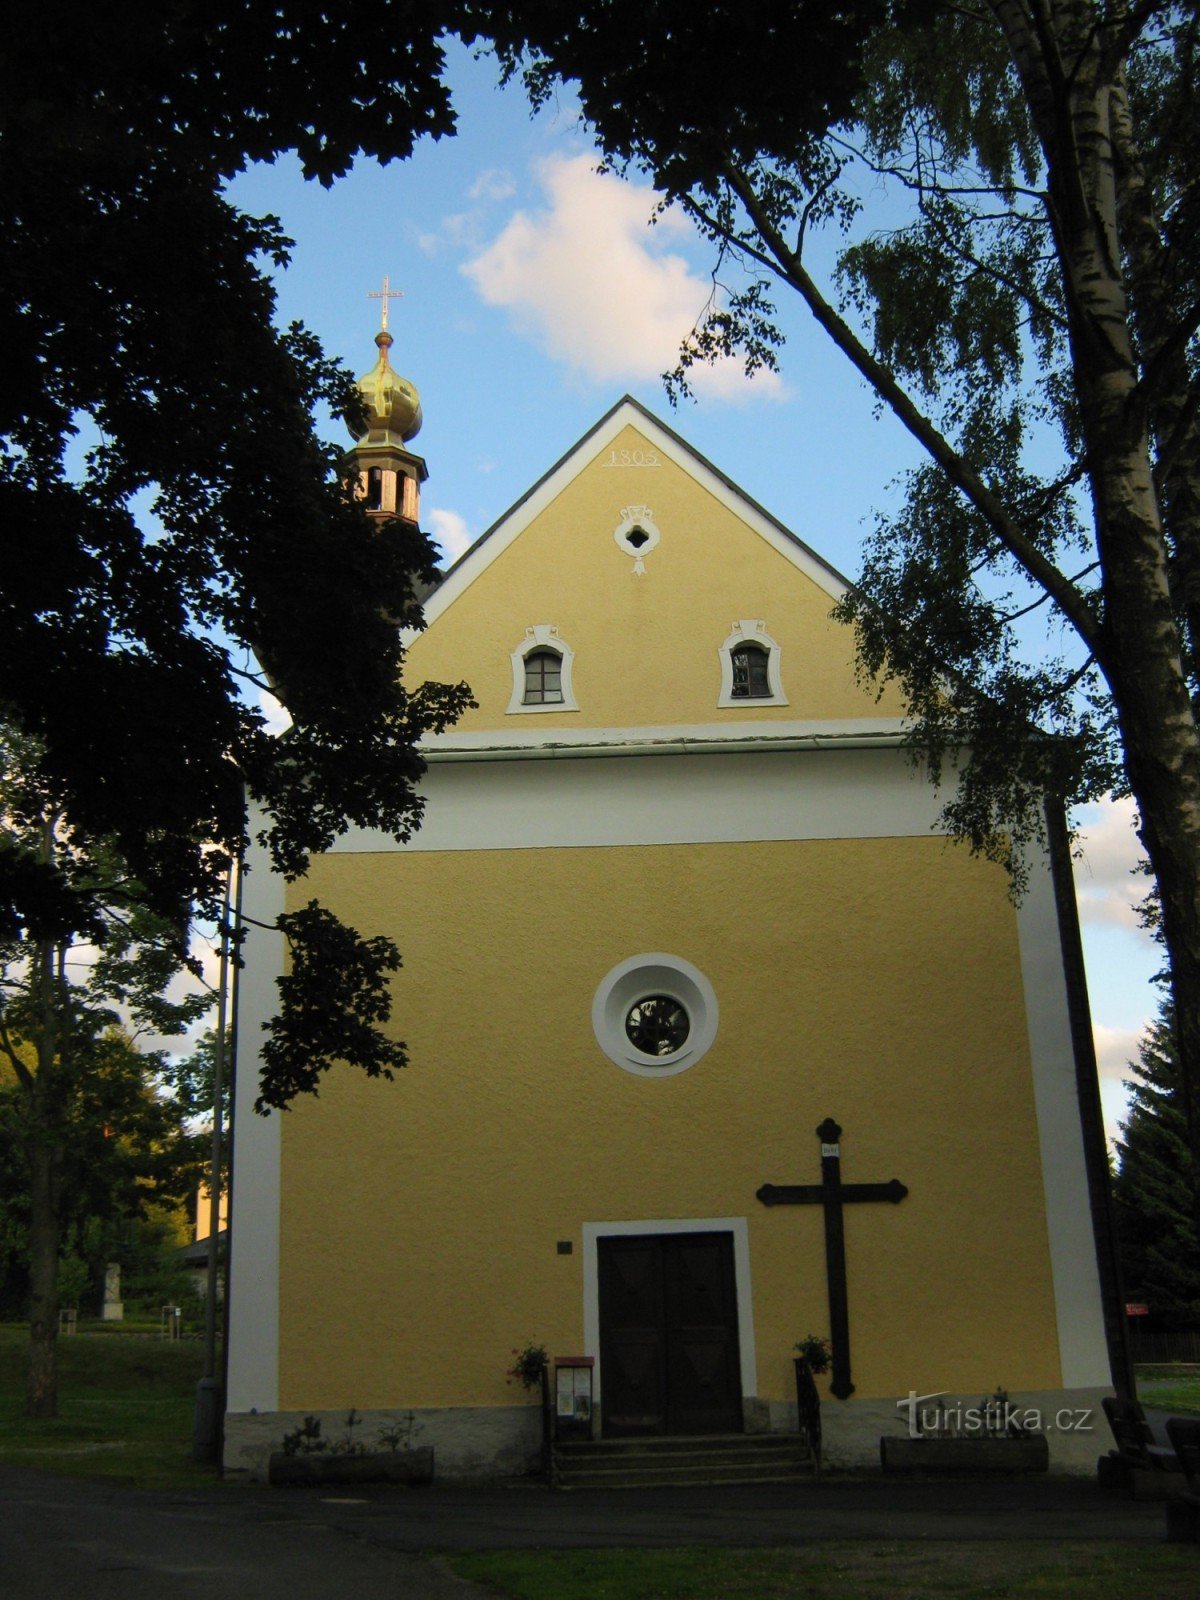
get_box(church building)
[223,325,1117,1478]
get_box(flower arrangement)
[281,1409,366,1457]
[506,1340,548,1391]
[793,1334,832,1374]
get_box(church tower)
[346,278,426,529]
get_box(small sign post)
[554,1356,594,1441]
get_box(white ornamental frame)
[717,620,788,707]
[613,506,661,574]
[507,623,579,714]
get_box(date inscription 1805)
[602,448,661,468]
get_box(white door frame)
[581,1217,758,1408]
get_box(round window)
[625,995,690,1056]
[592,954,718,1077]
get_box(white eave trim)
[420,717,911,762]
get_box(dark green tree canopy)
[2,5,474,1108]
[478,1,927,198]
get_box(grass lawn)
[0,1321,225,1490]
[1136,1367,1200,1416]
[449,1543,1200,1600]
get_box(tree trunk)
[25,912,64,1419]
[994,0,1200,1232]
[1118,735,1200,1235]
[25,1123,62,1418]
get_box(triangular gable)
[422,397,851,629]
[405,397,907,737]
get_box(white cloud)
[427,506,473,564]
[1072,794,1149,930]
[1093,1021,1150,1149]
[469,168,517,202]
[258,687,292,735]
[1092,1020,1146,1084]
[418,211,484,257]
[462,154,785,401]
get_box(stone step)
[559,1444,812,1471]
[557,1431,806,1459]
[556,1462,811,1490]
[553,1432,814,1489]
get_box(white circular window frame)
[592,953,719,1077]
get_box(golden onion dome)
[351,330,422,444]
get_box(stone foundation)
[223,1403,543,1483]
[768,1386,1113,1475]
[225,1385,1114,1482]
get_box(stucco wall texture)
[405,422,908,730]
[276,833,1061,1416]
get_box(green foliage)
[1114,1005,1200,1327]
[278,1406,422,1456]
[483,7,1200,1229]
[258,901,409,1111]
[506,1341,548,1391]
[1,6,473,1109]
[281,1409,367,1456]
[281,1414,332,1456]
[376,1410,422,1451]
[118,1213,200,1317]
[0,740,218,1406]
[793,1333,831,1374]
[485,1,1197,866]
[0,1013,210,1319]
[54,1249,91,1314]
[479,0,925,201]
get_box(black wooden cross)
[757,1117,908,1400]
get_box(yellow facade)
[278,834,1060,1410]
[228,397,1109,1476]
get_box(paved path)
[0,1466,1168,1600]
[277,1474,1166,1550]
[0,1468,482,1600]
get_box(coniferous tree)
[1114,1006,1200,1329]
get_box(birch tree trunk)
[994,0,1200,1213]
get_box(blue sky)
[226,39,1158,1136]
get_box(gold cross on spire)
[367,275,404,332]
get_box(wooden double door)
[598,1232,743,1437]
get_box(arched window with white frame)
[717,621,787,707]
[508,624,579,714]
